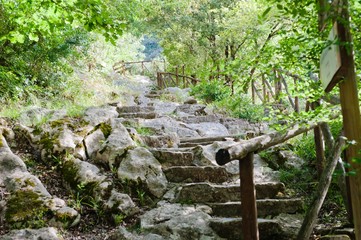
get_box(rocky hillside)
[0,75,304,239]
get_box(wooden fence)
[112,60,166,77]
[156,65,199,89]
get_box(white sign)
[320,22,342,92]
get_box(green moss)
[99,123,112,138]
[136,127,156,136]
[39,132,57,151]
[0,135,3,147]
[49,119,69,128]
[62,160,79,189]
[5,190,49,228]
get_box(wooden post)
[312,101,326,177]
[337,1,361,235]
[182,65,185,87]
[315,0,361,236]
[240,152,259,240]
[175,66,179,86]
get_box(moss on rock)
[98,122,112,138]
[5,190,49,228]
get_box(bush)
[293,133,317,163]
[190,79,231,103]
[217,94,264,122]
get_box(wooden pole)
[182,65,185,87]
[240,152,259,240]
[175,66,179,86]
[312,101,326,177]
[337,0,361,237]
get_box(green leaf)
[29,32,39,42]
[262,7,272,18]
[10,32,25,43]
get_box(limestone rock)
[184,122,229,137]
[105,190,139,216]
[0,227,64,240]
[141,116,199,138]
[141,132,180,148]
[175,104,207,117]
[84,128,106,159]
[140,203,223,240]
[107,226,165,240]
[84,106,119,126]
[95,119,136,169]
[117,147,167,198]
[62,157,107,195]
[0,135,79,228]
[18,107,67,126]
[153,100,179,115]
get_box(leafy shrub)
[293,133,316,163]
[190,79,231,103]
[216,94,264,122]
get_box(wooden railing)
[156,71,199,89]
[112,60,165,78]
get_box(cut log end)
[216,149,231,166]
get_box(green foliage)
[293,134,316,163]
[190,79,231,103]
[0,0,137,105]
[279,166,316,195]
[216,94,264,122]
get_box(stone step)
[179,135,243,143]
[210,217,288,240]
[178,141,215,147]
[178,115,221,124]
[163,166,233,183]
[176,182,285,203]
[117,106,155,113]
[118,112,158,119]
[209,198,303,218]
[150,149,195,167]
[144,93,161,98]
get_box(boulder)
[117,147,167,198]
[141,132,180,148]
[139,203,223,240]
[83,106,119,126]
[61,157,113,204]
[105,190,139,216]
[0,135,79,228]
[184,122,229,137]
[152,100,179,115]
[141,117,199,138]
[0,227,64,240]
[84,128,106,159]
[18,107,67,126]
[174,104,207,117]
[95,119,136,169]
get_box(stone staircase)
[117,89,304,239]
[153,147,303,240]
